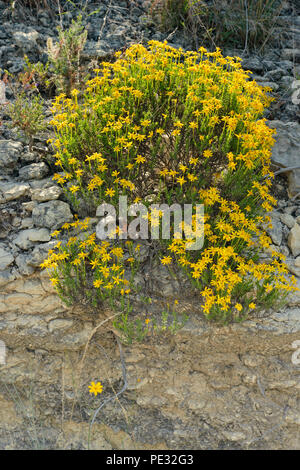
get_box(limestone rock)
[15,254,35,276]
[280,213,295,229]
[288,223,300,257]
[0,269,16,287]
[31,186,62,202]
[12,30,39,53]
[0,140,23,174]
[281,48,300,61]
[27,241,57,267]
[266,215,283,246]
[0,246,14,270]
[19,162,49,180]
[32,200,72,229]
[268,121,300,168]
[13,228,50,250]
[287,169,300,198]
[0,182,30,203]
[48,319,74,332]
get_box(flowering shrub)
[43,41,297,326]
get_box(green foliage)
[7,91,46,149]
[150,0,189,31]
[113,301,189,344]
[46,14,88,96]
[16,16,88,98]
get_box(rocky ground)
[0,0,299,450]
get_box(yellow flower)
[111,247,124,258]
[203,149,212,158]
[135,155,146,164]
[70,185,80,194]
[145,318,150,325]
[94,279,103,288]
[189,121,198,129]
[71,88,79,97]
[90,259,100,269]
[88,381,103,396]
[161,256,172,265]
[234,303,243,312]
[177,176,186,187]
[51,230,61,238]
[72,258,81,266]
[105,188,115,197]
[249,303,256,309]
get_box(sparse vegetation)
[150,0,284,50]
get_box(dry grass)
[150,0,285,50]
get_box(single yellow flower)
[88,381,103,396]
[234,303,243,312]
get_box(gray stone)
[32,200,72,229]
[268,121,300,169]
[27,241,57,267]
[27,228,51,242]
[0,269,16,287]
[285,260,300,277]
[31,186,62,202]
[222,431,246,442]
[0,246,14,270]
[242,57,263,73]
[287,169,300,198]
[263,68,284,81]
[19,162,49,180]
[15,254,35,276]
[22,201,37,213]
[13,228,50,249]
[280,213,295,229]
[281,48,300,61]
[48,319,74,333]
[12,30,39,53]
[29,177,56,190]
[0,140,23,174]
[288,223,300,257]
[266,216,282,246]
[20,152,36,163]
[284,205,297,215]
[0,182,30,203]
[259,81,279,91]
[82,40,112,59]
[21,217,34,229]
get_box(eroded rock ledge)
[0,269,299,450]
